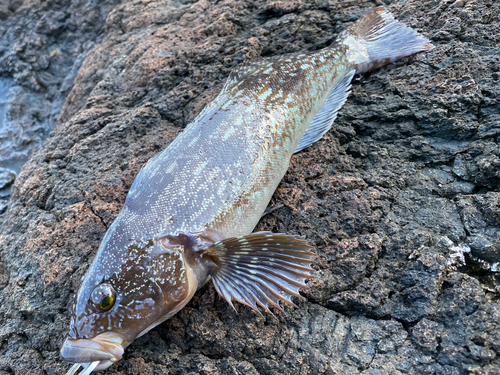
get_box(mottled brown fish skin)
[123,48,351,241]
[61,7,433,373]
[68,45,346,337]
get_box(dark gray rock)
[0,168,15,190]
[0,0,121,174]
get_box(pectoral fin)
[200,232,314,314]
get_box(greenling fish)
[61,7,432,374]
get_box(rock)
[0,168,15,190]
[0,0,499,374]
[0,199,8,214]
[0,0,121,175]
[457,196,500,263]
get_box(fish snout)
[61,332,126,371]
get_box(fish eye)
[90,283,116,312]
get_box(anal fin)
[294,69,355,153]
[201,232,314,314]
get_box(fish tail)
[336,7,433,74]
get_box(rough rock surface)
[0,0,499,374]
[0,0,121,215]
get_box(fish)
[60,7,432,374]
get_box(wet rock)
[0,200,7,215]
[0,0,499,374]
[0,168,15,189]
[0,0,121,175]
[0,168,15,215]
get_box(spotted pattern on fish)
[61,7,433,374]
[120,47,351,243]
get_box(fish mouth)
[61,332,126,372]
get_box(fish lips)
[60,332,126,371]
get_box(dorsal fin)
[294,69,355,153]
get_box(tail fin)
[336,7,433,74]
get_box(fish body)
[61,7,432,374]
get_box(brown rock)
[0,0,499,374]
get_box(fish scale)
[122,49,349,241]
[61,7,432,374]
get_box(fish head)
[61,231,198,371]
